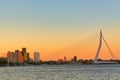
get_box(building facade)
[34,52,40,62]
[7,51,23,63]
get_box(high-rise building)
[7,51,11,63]
[22,48,26,57]
[34,52,40,62]
[14,50,20,63]
[7,48,30,64]
[21,48,29,62]
[22,48,26,53]
[7,50,24,64]
[24,53,28,62]
[7,52,15,63]
[19,51,23,63]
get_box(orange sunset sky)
[0,1,120,60]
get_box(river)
[0,64,120,80]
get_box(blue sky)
[0,0,120,27]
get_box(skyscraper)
[22,48,26,53]
[6,48,29,65]
[34,52,40,62]
[24,53,28,62]
[21,48,29,62]
[22,48,26,57]
[7,52,14,63]
[19,51,23,63]
[14,50,20,63]
[7,50,23,64]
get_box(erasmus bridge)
[94,30,117,64]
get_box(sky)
[0,0,120,60]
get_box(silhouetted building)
[22,48,26,56]
[58,59,63,63]
[64,56,66,62]
[34,52,40,62]
[22,48,26,53]
[73,56,77,62]
[21,48,29,62]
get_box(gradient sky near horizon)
[0,0,120,60]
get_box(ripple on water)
[0,65,120,80]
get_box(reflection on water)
[0,64,120,80]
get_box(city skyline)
[0,1,120,60]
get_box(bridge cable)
[102,36,115,60]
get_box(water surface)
[0,64,120,80]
